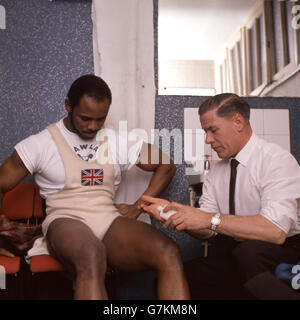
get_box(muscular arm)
[140,195,214,240]
[212,213,286,244]
[0,151,30,255]
[0,150,30,211]
[116,143,176,219]
[163,203,286,244]
[141,196,286,244]
[136,144,176,198]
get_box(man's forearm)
[193,210,287,244]
[139,164,176,200]
[187,229,215,240]
[215,213,287,244]
[136,143,176,199]
[131,164,175,219]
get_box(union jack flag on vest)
[81,169,103,186]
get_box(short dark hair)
[67,74,112,108]
[198,93,250,122]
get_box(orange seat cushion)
[0,256,21,274]
[30,255,64,273]
[2,183,43,220]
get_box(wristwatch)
[210,213,221,231]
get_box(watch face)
[210,215,221,231]
[212,217,220,225]
[211,214,221,231]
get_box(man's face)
[200,108,240,159]
[66,95,110,140]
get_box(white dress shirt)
[199,133,300,237]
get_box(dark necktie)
[229,159,239,215]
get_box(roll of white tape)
[157,205,177,220]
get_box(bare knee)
[150,234,183,270]
[75,241,107,279]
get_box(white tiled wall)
[184,109,205,175]
[184,108,202,131]
[184,108,290,175]
[263,109,290,135]
[250,109,290,152]
[249,109,263,135]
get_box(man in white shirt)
[142,93,300,299]
[0,74,190,300]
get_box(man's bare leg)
[46,218,108,300]
[103,216,190,300]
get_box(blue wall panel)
[0,0,93,165]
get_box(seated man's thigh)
[46,218,106,273]
[103,216,179,271]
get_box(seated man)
[141,93,300,299]
[0,74,190,300]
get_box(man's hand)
[115,195,168,220]
[0,215,42,252]
[140,195,170,222]
[114,203,142,219]
[0,248,15,257]
[141,196,212,231]
[162,202,212,232]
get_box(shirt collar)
[233,132,258,167]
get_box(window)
[159,60,216,96]
[217,0,300,96]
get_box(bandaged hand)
[140,195,170,222]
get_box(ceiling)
[159,0,260,61]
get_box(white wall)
[184,108,290,176]
[265,71,300,98]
